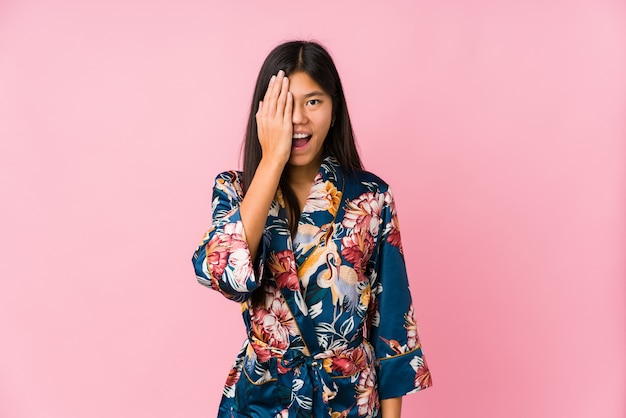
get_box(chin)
[289,152,323,168]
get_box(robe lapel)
[293,156,344,266]
[265,155,344,357]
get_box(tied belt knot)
[278,349,337,418]
[276,333,364,417]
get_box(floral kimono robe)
[192,155,431,418]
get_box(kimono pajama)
[192,155,431,418]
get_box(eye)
[306,99,320,106]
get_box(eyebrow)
[302,91,326,98]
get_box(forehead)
[288,71,328,97]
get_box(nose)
[292,103,308,125]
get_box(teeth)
[292,133,310,139]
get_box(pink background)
[1,0,624,417]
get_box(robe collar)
[293,154,344,264]
[266,154,345,356]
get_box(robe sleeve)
[368,186,432,399]
[191,171,267,302]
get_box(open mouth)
[292,133,312,148]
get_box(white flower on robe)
[303,175,341,215]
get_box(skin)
[240,69,332,259]
[381,397,402,418]
[239,69,403,417]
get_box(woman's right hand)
[255,70,293,166]
[240,71,293,261]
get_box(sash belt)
[276,333,364,417]
[278,349,337,418]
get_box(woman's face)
[287,71,333,171]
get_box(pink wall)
[1,1,624,417]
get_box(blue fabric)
[193,156,431,417]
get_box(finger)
[275,76,289,118]
[256,100,263,117]
[267,70,285,107]
[262,75,277,106]
[283,91,293,124]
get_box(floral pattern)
[192,155,431,418]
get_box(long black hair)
[242,41,362,234]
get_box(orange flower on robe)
[225,366,241,387]
[304,175,342,215]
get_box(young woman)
[192,40,431,418]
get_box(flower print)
[331,407,353,418]
[303,175,342,215]
[410,355,432,390]
[404,306,420,350]
[342,192,383,238]
[205,221,252,289]
[268,198,281,217]
[215,173,243,204]
[360,284,371,308]
[386,212,402,252]
[249,330,274,363]
[341,230,375,282]
[366,291,379,330]
[383,191,403,253]
[322,382,338,403]
[325,346,368,376]
[267,250,300,291]
[379,307,421,355]
[331,405,356,418]
[275,187,285,208]
[268,295,299,339]
[415,363,432,389]
[227,247,254,292]
[356,366,379,417]
[204,235,228,286]
[275,409,289,418]
[225,365,241,387]
[249,287,297,361]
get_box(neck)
[286,159,322,188]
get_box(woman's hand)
[239,71,293,261]
[255,70,293,166]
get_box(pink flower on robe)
[323,346,368,376]
[386,212,402,251]
[205,237,228,280]
[342,192,383,238]
[250,288,297,362]
[267,250,300,291]
[205,221,252,289]
[404,306,420,350]
[341,230,375,282]
[355,366,379,417]
[415,363,432,389]
[383,191,403,252]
